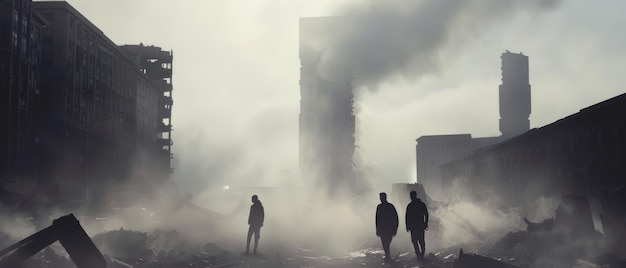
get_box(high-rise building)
[415,51,531,199]
[118,44,174,176]
[299,17,356,197]
[24,1,170,207]
[499,51,531,138]
[0,0,46,194]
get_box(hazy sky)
[48,0,626,196]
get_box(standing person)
[245,194,264,255]
[405,190,428,260]
[376,192,399,262]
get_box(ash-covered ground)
[2,189,625,268]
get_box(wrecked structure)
[299,17,357,197]
[0,214,106,268]
[0,1,174,212]
[415,51,531,198]
[0,0,46,202]
[481,193,626,267]
[416,134,503,198]
[118,44,174,177]
[441,92,626,239]
[498,51,531,138]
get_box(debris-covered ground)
[4,191,626,267]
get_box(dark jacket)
[406,199,428,231]
[376,202,399,236]
[248,201,264,227]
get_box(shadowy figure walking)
[245,195,264,255]
[376,192,399,262]
[405,190,428,260]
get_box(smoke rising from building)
[5,1,626,266]
[318,0,561,90]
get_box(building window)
[20,37,26,56]
[22,17,27,34]
[12,32,18,48]
[12,10,18,30]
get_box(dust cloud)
[318,0,561,90]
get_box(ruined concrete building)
[415,51,531,199]
[441,92,626,206]
[0,1,173,211]
[0,0,46,192]
[499,51,531,138]
[118,44,174,177]
[299,17,356,197]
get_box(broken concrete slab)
[92,228,149,258]
[452,249,519,268]
[0,214,106,268]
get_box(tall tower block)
[499,51,531,138]
[299,17,356,197]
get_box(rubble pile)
[93,229,245,268]
[93,228,150,258]
[23,248,75,268]
[5,192,626,267]
[476,193,626,268]
[452,249,519,268]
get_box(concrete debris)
[491,231,527,252]
[110,256,134,268]
[523,193,595,237]
[203,242,226,256]
[452,249,519,268]
[147,229,182,252]
[8,190,626,268]
[572,259,601,268]
[553,194,595,237]
[479,193,626,267]
[0,214,106,268]
[22,247,75,268]
[592,252,626,267]
[523,217,554,233]
[92,228,149,258]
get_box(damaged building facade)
[0,0,46,201]
[0,1,173,211]
[118,44,174,178]
[299,17,356,197]
[415,51,531,198]
[441,92,626,220]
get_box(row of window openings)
[66,62,140,92]
[12,10,28,32]
[67,29,96,48]
[64,99,127,116]
[63,85,157,112]
[145,58,172,68]
[67,77,136,97]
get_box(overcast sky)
[48,0,626,196]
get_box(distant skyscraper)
[499,51,531,138]
[415,51,531,199]
[299,17,356,197]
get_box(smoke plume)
[319,0,561,90]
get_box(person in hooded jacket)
[245,194,264,255]
[376,192,399,262]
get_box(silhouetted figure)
[406,190,428,260]
[245,195,264,255]
[376,192,399,262]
